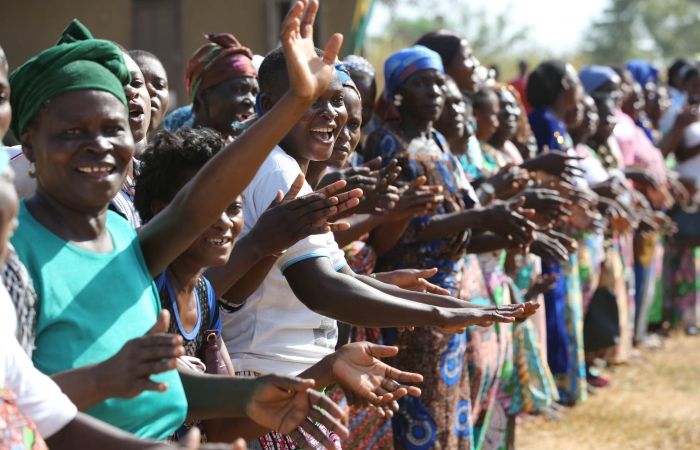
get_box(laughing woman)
[9,5,357,447]
[162,33,258,139]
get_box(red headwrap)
[185,33,257,102]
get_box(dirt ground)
[517,333,700,450]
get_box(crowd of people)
[1,1,698,449]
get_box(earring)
[393,94,403,107]
[28,161,36,179]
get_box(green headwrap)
[9,19,131,137]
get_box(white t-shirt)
[221,147,347,375]
[0,285,77,438]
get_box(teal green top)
[12,200,188,440]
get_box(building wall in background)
[0,0,358,110]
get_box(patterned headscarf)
[9,19,129,137]
[335,62,361,100]
[377,45,444,121]
[342,55,376,78]
[185,33,257,103]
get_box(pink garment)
[502,140,525,165]
[613,109,667,184]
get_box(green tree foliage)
[585,0,700,65]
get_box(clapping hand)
[250,174,362,256]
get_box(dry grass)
[517,333,700,450]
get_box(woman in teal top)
[7,5,358,447]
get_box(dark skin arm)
[45,413,238,450]
[179,369,348,449]
[137,0,344,279]
[284,257,534,331]
[333,214,385,247]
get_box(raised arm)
[139,0,343,277]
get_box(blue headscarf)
[579,65,619,94]
[335,62,361,100]
[379,45,444,121]
[625,59,659,87]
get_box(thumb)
[232,438,247,450]
[283,173,305,203]
[147,310,170,335]
[271,375,315,393]
[413,267,438,279]
[365,343,400,358]
[362,156,382,170]
[182,426,202,449]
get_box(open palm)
[281,0,343,100]
[331,342,423,410]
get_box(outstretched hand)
[331,342,423,415]
[440,302,540,333]
[245,375,349,450]
[281,0,343,101]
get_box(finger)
[304,411,345,448]
[308,388,345,420]
[136,358,180,377]
[182,426,202,449]
[300,0,318,39]
[315,180,347,198]
[323,33,344,66]
[147,310,171,335]
[288,429,314,450]
[232,438,247,450]
[304,406,349,442]
[381,365,424,384]
[335,188,364,204]
[361,156,382,171]
[134,376,169,393]
[283,173,306,203]
[410,267,439,279]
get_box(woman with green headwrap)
[7,2,359,447]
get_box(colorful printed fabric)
[343,55,376,78]
[162,105,195,133]
[553,254,588,405]
[502,282,559,416]
[185,33,256,102]
[0,381,48,450]
[365,122,475,449]
[664,245,700,329]
[377,46,444,122]
[579,234,603,314]
[383,326,473,450]
[633,233,662,342]
[335,234,394,449]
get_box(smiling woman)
[187,33,259,139]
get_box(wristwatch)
[480,182,495,196]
